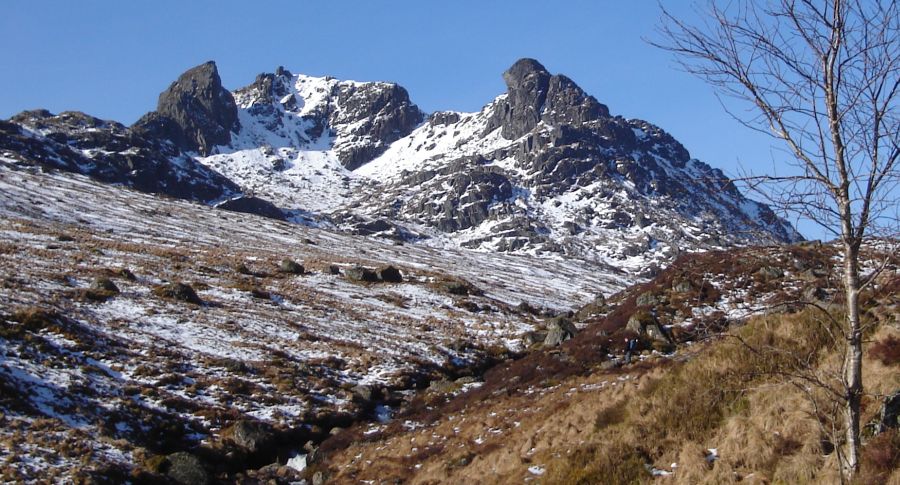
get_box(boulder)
[152,282,202,305]
[345,266,378,282]
[802,284,829,302]
[672,279,694,293]
[278,259,305,275]
[376,265,403,283]
[626,309,655,334]
[756,265,785,281]
[543,317,578,346]
[91,277,120,294]
[165,452,209,485]
[576,294,608,319]
[351,384,375,403]
[626,310,672,344]
[227,420,275,455]
[635,292,663,307]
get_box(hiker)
[624,337,637,364]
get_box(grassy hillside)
[320,245,900,484]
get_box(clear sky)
[1,0,822,238]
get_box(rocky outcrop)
[330,82,424,170]
[484,58,609,140]
[215,196,287,220]
[134,61,239,155]
[1,109,241,203]
[351,58,800,260]
[544,316,578,346]
[229,68,424,169]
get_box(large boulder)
[227,419,276,455]
[165,452,209,485]
[543,317,578,346]
[376,265,403,283]
[626,310,671,344]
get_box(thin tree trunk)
[842,240,862,479]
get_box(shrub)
[856,430,900,485]
[545,443,648,485]
[594,401,627,431]
[869,335,900,366]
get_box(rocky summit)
[1,58,800,273]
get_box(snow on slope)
[0,160,634,479]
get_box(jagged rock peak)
[487,58,610,140]
[133,61,239,156]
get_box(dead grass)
[543,307,863,483]
[869,334,900,366]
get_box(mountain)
[192,58,801,273]
[1,58,800,276]
[2,59,897,484]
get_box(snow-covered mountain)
[195,58,801,273]
[1,58,802,276]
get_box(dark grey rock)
[228,419,275,454]
[376,265,403,283]
[878,390,900,433]
[279,259,305,275]
[165,452,209,485]
[134,61,239,155]
[345,266,378,282]
[152,282,202,305]
[91,277,120,294]
[543,316,577,346]
[215,196,287,221]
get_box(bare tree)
[654,0,899,480]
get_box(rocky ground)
[318,242,900,484]
[0,160,632,483]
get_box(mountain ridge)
[1,58,802,276]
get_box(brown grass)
[544,308,847,483]
[869,334,900,366]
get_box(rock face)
[134,61,239,155]
[225,68,423,169]
[485,58,610,140]
[0,110,240,203]
[349,58,802,266]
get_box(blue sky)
[1,1,821,238]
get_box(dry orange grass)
[542,306,899,485]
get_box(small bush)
[546,443,648,485]
[856,430,900,485]
[869,335,900,366]
[594,402,627,431]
